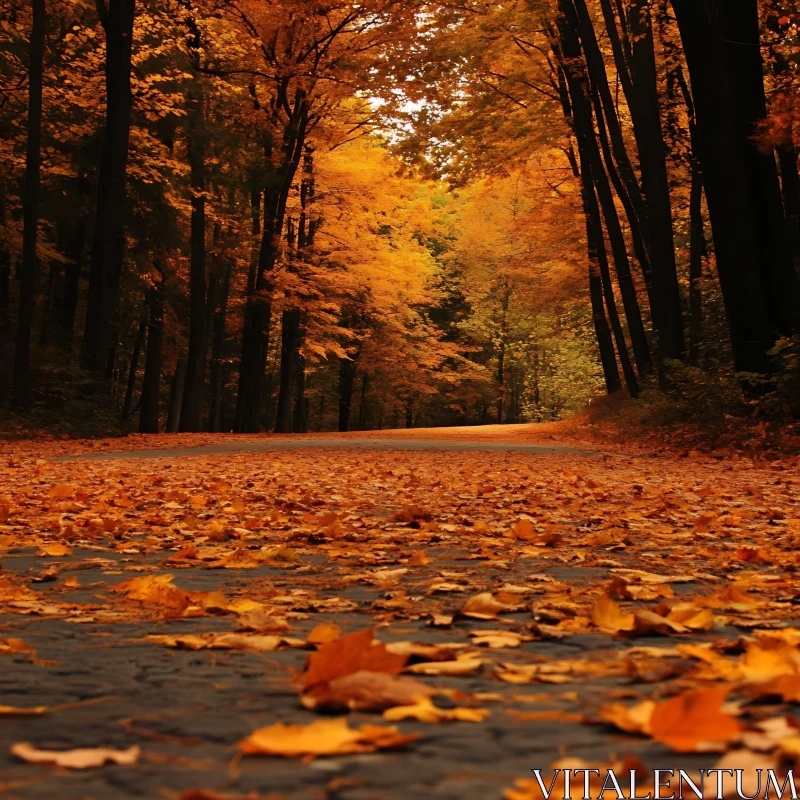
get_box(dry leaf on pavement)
[11,742,141,769]
[238,718,418,758]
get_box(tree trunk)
[82,0,136,373]
[581,150,639,396]
[293,348,307,433]
[139,274,164,434]
[0,255,9,317]
[587,82,652,375]
[598,0,685,362]
[778,143,800,268]
[357,372,369,430]
[37,261,55,347]
[273,148,315,435]
[671,0,800,373]
[12,0,45,410]
[179,32,206,432]
[61,212,89,347]
[208,257,231,433]
[235,92,309,432]
[556,1,642,392]
[166,356,186,433]
[121,309,146,420]
[496,338,505,424]
[274,307,301,433]
[688,162,705,365]
[338,356,357,432]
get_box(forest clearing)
[4,0,800,796]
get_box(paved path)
[50,437,595,462]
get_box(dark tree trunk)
[274,307,301,433]
[357,372,369,430]
[234,189,261,431]
[597,0,685,362]
[0,256,9,317]
[559,105,620,392]
[556,2,642,392]
[778,143,800,267]
[587,83,652,375]
[568,0,647,225]
[166,356,186,433]
[588,253,622,394]
[671,0,800,373]
[496,338,505,424]
[405,402,413,429]
[179,24,206,433]
[37,261,55,347]
[82,0,136,374]
[235,92,308,432]
[581,150,639,396]
[61,213,89,347]
[274,148,315,434]
[293,348,307,433]
[139,274,163,434]
[208,257,231,433]
[13,0,45,410]
[121,308,146,420]
[679,66,706,365]
[337,356,357,432]
[688,163,705,365]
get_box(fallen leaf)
[238,718,418,758]
[591,594,634,633]
[301,670,435,712]
[649,687,741,752]
[11,742,140,769]
[383,695,490,723]
[302,628,407,690]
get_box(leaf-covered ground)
[1,429,799,799]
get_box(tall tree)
[671,0,800,374]
[139,267,164,433]
[12,0,46,409]
[82,0,136,373]
[179,10,207,432]
[595,0,685,362]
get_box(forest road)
[50,437,596,462]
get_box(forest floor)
[1,425,799,799]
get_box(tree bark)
[208,256,231,433]
[61,212,89,347]
[671,0,800,373]
[165,356,186,433]
[274,307,301,432]
[179,21,206,433]
[587,82,652,375]
[556,2,641,392]
[13,0,46,410]
[778,143,800,268]
[337,355,357,432]
[82,0,136,374]
[293,348,307,433]
[235,91,308,432]
[139,273,163,433]
[357,372,369,430]
[688,161,705,365]
[678,66,705,365]
[121,308,146,420]
[598,0,685,361]
[0,253,9,317]
[274,147,315,434]
[581,150,638,395]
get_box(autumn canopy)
[1,0,798,435]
